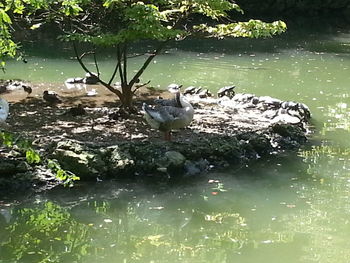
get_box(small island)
[0,80,312,194]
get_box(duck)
[0,98,9,125]
[64,104,86,116]
[43,90,62,104]
[143,84,194,141]
[217,85,236,98]
[153,84,183,107]
[23,84,32,96]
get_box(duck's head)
[168,84,183,94]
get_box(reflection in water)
[0,148,350,263]
[1,24,350,263]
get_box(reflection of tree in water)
[1,195,252,262]
[0,201,90,263]
[5,175,347,262]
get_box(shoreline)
[0,85,312,196]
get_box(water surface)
[1,23,350,263]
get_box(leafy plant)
[0,131,79,186]
[1,0,287,112]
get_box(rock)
[108,146,135,174]
[0,159,29,175]
[184,160,201,176]
[273,113,301,124]
[52,140,106,178]
[165,151,186,166]
[270,124,307,150]
[53,149,96,177]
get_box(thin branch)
[73,42,123,98]
[73,42,92,74]
[132,80,151,94]
[129,40,169,88]
[127,53,148,59]
[93,50,100,77]
[117,45,125,86]
[123,44,127,86]
[108,54,120,85]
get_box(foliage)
[1,0,287,110]
[0,202,90,263]
[0,131,41,164]
[47,159,80,187]
[0,131,79,186]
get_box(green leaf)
[25,148,41,164]
[0,9,12,24]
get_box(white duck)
[0,98,9,125]
[143,84,194,141]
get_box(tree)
[1,0,286,112]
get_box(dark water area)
[1,19,350,262]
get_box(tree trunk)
[120,84,136,113]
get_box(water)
[1,23,350,262]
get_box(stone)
[109,146,135,171]
[53,140,106,178]
[165,151,186,166]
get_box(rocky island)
[0,81,312,196]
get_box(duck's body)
[0,98,9,125]
[153,84,183,108]
[23,85,32,95]
[43,90,62,104]
[143,84,194,141]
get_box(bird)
[154,84,183,107]
[217,85,236,98]
[22,85,32,96]
[64,104,86,116]
[43,90,62,104]
[143,84,194,141]
[184,86,197,95]
[0,98,9,125]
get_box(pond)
[1,21,350,262]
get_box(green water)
[1,24,350,262]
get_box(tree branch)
[73,42,92,74]
[117,45,125,86]
[108,54,120,85]
[123,44,127,86]
[128,40,169,88]
[132,80,151,94]
[73,42,123,98]
[93,50,100,77]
